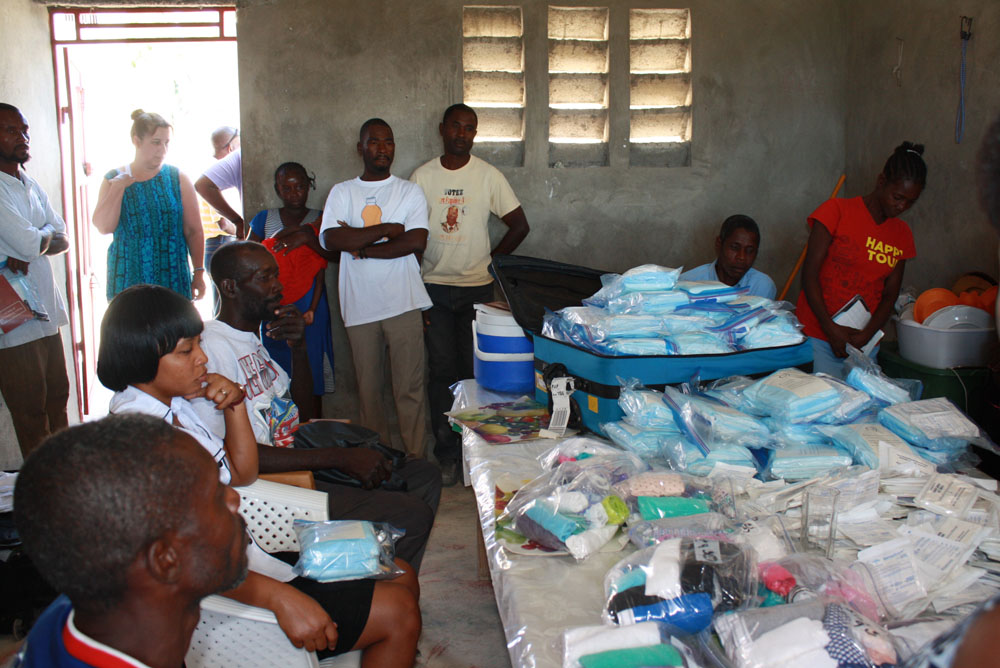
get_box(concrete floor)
[417,484,510,668]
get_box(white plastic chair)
[185,479,361,668]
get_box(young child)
[796,142,927,378]
[249,162,335,417]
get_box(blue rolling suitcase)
[490,255,813,433]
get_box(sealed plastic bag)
[675,280,749,303]
[620,385,681,430]
[817,422,914,470]
[604,537,757,633]
[844,347,921,405]
[293,519,404,582]
[613,264,683,294]
[500,452,647,559]
[713,598,898,668]
[741,368,843,423]
[604,290,691,315]
[765,443,853,481]
[613,472,736,521]
[662,385,772,451]
[878,397,985,452]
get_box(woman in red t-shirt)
[796,142,927,377]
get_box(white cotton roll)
[565,525,618,560]
[561,621,662,668]
[744,617,831,668]
[644,538,682,600]
[556,491,590,514]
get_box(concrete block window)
[629,8,692,167]
[463,5,525,167]
[548,6,609,167]
[462,5,691,169]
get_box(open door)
[55,47,99,419]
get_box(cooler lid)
[489,254,608,336]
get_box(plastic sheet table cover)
[466,433,632,667]
[454,380,634,666]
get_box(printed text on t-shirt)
[866,236,905,267]
[237,351,282,398]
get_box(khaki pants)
[0,333,70,458]
[345,309,428,458]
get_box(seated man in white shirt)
[14,414,249,668]
[680,214,777,299]
[193,240,440,573]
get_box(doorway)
[51,7,239,419]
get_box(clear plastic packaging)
[0,263,49,322]
[292,519,404,582]
[813,373,876,424]
[613,472,736,522]
[675,280,750,302]
[603,290,691,315]
[671,332,735,355]
[603,537,757,633]
[538,436,626,469]
[613,264,683,294]
[878,397,986,452]
[741,368,843,423]
[713,598,898,668]
[817,422,912,470]
[619,385,681,430]
[764,443,853,481]
[913,473,979,517]
[602,420,682,462]
[844,347,921,405]
[500,452,648,559]
[661,385,772,451]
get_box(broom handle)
[777,174,847,301]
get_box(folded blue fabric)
[608,337,675,355]
[846,366,913,405]
[878,398,980,452]
[603,420,678,459]
[671,332,734,355]
[767,443,853,480]
[605,290,691,314]
[295,520,382,582]
[620,388,681,429]
[616,264,683,293]
[742,368,843,423]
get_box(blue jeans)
[810,337,879,379]
[424,282,496,465]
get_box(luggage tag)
[542,377,574,438]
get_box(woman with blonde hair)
[92,109,205,301]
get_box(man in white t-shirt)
[192,241,440,572]
[411,104,529,484]
[320,119,432,459]
[196,145,245,239]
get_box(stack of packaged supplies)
[541,264,805,356]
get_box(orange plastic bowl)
[914,288,959,324]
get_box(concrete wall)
[845,1,1000,295]
[0,0,79,468]
[236,0,848,426]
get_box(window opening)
[548,6,609,167]
[629,8,692,167]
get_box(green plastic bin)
[878,342,989,422]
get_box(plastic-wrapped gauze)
[675,280,750,303]
[814,374,876,424]
[603,421,679,460]
[846,365,918,405]
[620,387,680,430]
[817,422,912,470]
[878,397,983,452]
[605,291,690,315]
[741,368,843,423]
[615,264,683,294]
[662,386,772,450]
[767,444,853,481]
[671,332,734,355]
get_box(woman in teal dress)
[92,109,205,301]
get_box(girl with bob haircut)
[97,284,422,664]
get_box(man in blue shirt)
[13,415,248,668]
[680,214,776,299]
